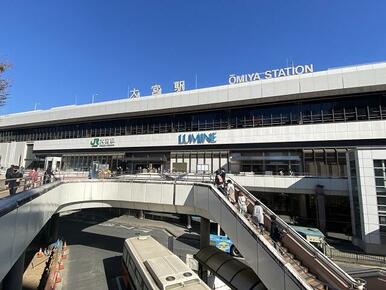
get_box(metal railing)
[0,176,45,197]
[161,173,214,183]
[325,246,386,267]
[229,177,364,290]
[232,171,348,179]
[111,172,215,184]
[0,173,64,199]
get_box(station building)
[0,62,386,254]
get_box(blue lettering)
[178,134,187,144]
[208,132,216,143]
[188,134,198,144]
[197,133,204,144]
[178,132,217,145]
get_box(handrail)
[325,244,386,267]
[229,177,364,289]
[204,182,312,290]
[230,172,348,179]
[0,175,48,197]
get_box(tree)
[0,63,11,106]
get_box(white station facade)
[1,62,386,254]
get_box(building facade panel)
[29,120,386,152]
[1,62,386,254]
[1,63,386,129]
[349,149,386,253]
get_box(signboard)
[90,137,116,148]
[178,132,217,145]
[228,64,314,84]
[197,164,209,172]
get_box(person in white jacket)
[238,194,247,216]
[226,180,236,204]
[253,203,265,234]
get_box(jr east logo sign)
[178,132,217,145]
[90,137,116,148]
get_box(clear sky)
[1,0,385,114]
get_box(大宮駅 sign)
[178,132,216,145]
[90,137,116,148]
[228,64,314,84]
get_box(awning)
[194,246,266,290]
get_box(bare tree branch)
[0,63,11,106]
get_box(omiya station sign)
[228,64,314,84]
[130,64,314,97]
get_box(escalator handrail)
[229,177,362,289]
[202,182,313,290]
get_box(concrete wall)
[352,149,386,254]
[231,174,348,196]
[0,142,28,168]
[32,119,386,152]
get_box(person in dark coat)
[44,167,55,184]
[220,167,226,183]
[6,165,17,195]
[214,170,222,186]
[270,215,281,250]
[5,165,14,183]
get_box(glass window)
[375,178,385,187]
[378,205,386,212]
[374,160,383,168]
[375,169,384,177]
[379,215,386,225]
[374,160,386,232]
[1,93,386,143]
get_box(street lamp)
[92,93,98,103]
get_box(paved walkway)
[22,252,49,290]
[58,212,199,290]
[109,214,200,239]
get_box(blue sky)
[1,0,385,114]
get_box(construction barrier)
[43,240,68,290]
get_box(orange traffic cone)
[37,248,43,258]
[59,260,64,270]
[55,272,61,283]
[61,252,67,260]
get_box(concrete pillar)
[167,236,174,251]
[2,250,25,290]
[299,194,308,219]
[186,215,192,230]
[137,209,144,220]
[199,217,210,283]
[315,185,326,233]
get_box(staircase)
[249,219,327,289]
[230,177,365,290]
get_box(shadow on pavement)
[176,233,200,249]
[103,256,124,290]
